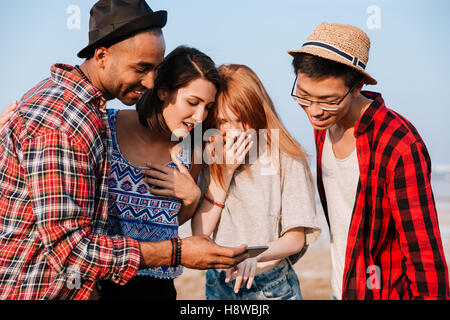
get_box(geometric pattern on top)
[105,108,191,279]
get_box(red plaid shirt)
[315,91,449,299]
[0,64,140,299]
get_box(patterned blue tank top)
[106,109,189,279]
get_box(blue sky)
[1,0,449,165]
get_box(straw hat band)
[302,41,367,70]
[288,23,377,85]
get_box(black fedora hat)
[78,0,167,58]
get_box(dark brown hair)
[291,53,363,89]
[136,45,221,136]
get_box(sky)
[0,0,449,166]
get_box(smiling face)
[294,72,358,130]
[159,78,217,139]
[99,30,166,105]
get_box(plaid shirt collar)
[354,91,385,138]
[51,64,106,112]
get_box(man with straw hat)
[288,22,449,299]
[0,0,247,300]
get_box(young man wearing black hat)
[289,23,449,299]
[0,0,247,300]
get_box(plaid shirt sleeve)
[22,129,140,287]
[387,141,449,299]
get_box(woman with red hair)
[192,64,321,300]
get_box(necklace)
[74,65,91,84]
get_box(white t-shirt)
[322,130,360,300]
[199,151,321,249]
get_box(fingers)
[225,269,232,283]
[170,151,190,174]
[236,139,254,163]
[239,263,249,291]
[0,101,18,128]
[142,168,167,180]
[224,132,254,165]
[233,259,256,293]
[146,186,174,197]
[6,101,18,112]
[216,244,248,259]
[144,159,188,181]
[198,250,248,270]
[145,177,172,190]
[234,136,249,160]
[143,169,173,195]
[246,262,257,289]
[229,252,249,267]
[225,131,246,152]
[225,267,236,283]
[207,252,248,269]
[224,129,242,145]
[234,265,244,293]
[145,162,172,175]
[182,236,249,270]
[225,259,257,293]
[143,167,173,186]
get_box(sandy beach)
[175,201,450,300]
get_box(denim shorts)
[205,259,302,300]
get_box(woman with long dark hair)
[98,46,220,300]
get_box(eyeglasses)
[290,75,354,112]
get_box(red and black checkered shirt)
[0,64,140,299]
[315,91,449,299]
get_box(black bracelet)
[170,237,176,267]
[174,237,182,267]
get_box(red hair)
[207,64,308,190]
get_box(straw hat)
[288,22,377,85]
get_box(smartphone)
[246,246,269,258]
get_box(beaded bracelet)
[204,194,225,209]
[175,237,181,267]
